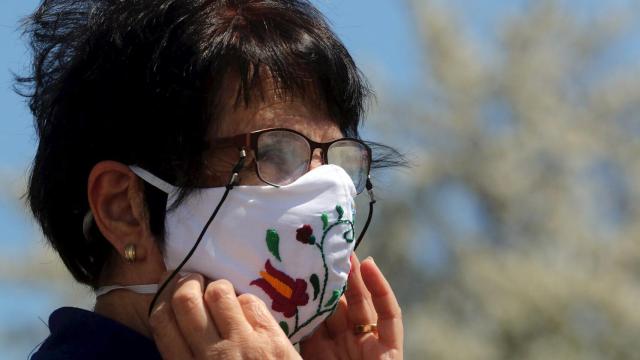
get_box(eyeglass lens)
[256,130,310,186]
[256,130,370,193]
[327,140,369,193]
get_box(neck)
[92,245,167,337]
[94,290,155,338]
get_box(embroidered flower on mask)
[250,260,309,317]
[296,224,316,244]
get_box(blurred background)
[2,0,640,358]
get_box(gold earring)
[124,244,136,263]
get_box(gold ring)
[354,323,378,335]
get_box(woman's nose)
[309,148,324,170]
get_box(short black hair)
[16,0,395,288]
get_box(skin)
[89,74,403,359]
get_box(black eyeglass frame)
[210,127,373,192]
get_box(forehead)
[210,72,343,143]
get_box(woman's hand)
[149,273,301,360]
[299,255,403,359]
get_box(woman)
[21,0,403,358]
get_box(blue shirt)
[31,307,162,359]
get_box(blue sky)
[1,0,40,170]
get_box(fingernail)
[364,256,374,264]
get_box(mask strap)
[95,284,159,297]
[354,176,376,250]
[147,149,247,317]
[129,166,176,194]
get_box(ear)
[87,161,154,263]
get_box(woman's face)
[202,75,343,187]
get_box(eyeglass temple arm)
[354,176,376,250]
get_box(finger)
[204,279,253,339]
[149,271,194,359]
[325,296,363,359]
[171,273,221,354]
[324,296,349,337]
[237,293,280,332]
[360,257,403,349]
[345,254,377,326]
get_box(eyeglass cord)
[354,176,376,251]
[147,149,247,317]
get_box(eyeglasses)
[210,128,372,194]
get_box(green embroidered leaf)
[309,235,316,245]
[324,289,341,307]
[321,212,329,230]
[279,321,289,336]
[266,229,281,261]
[310,274,320,300]
[336,205,344,220]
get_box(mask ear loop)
[354,175,376,250]
[147,148,247,317]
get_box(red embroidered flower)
[250,260,309,318]
[296,224,315,244]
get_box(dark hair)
[16,0,401,288]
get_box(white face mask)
[97,164,358,343]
